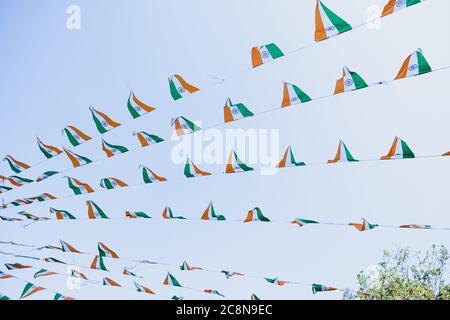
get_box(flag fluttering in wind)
[265,277,287,286]
[127,91,155,119]
[162,206,186,220]
[43,257,67,264]
[315,0,352,42]
[277,146,305,168]
[163,272,182,287]
[123,268,140,278]
[29,193,56,202]
[251,43,284,68]
[225,151,253,173]
[291,218,319,228]
[90,255,108,271]
[349,218,378,232]
[98,242,119,258]
[134,281,155,295]
[382,0,421,17]
[0,186,13,193]
[7,175,33,187]
[62,125,91,147]
[89,106,121,134]
[312,283,337,294]
[50,207,76,220]
[180,261,203,271]
[37,137,62,159]
[328,140,358,163]
[100,177,128,190]
[221,270,244,279]
[172,116,201,136]
[184,158,211,178]
[140,165,167,184]
[400,224,431,229]
[169,74,199,101]
[133,131,164,147]
[334,66,368,94]
[395,48,431,80]
[54,293,74,300]
[281,82,312,108]
[17,211,50,221]
[204,289,225,297]
[102,139,129,158]
[35,170,58,182]
[20,282,45,299]
[63,148,92,168]
[201,202,225,221]
[34,269,58,279]
[71,269,88,280]
[3,155,30,173]
[87,200,109,219]
[5,263,32,270]
[125,211,151,219]
[0,271,14,279]
[244,207,270,223]
[60,240,82,253]
[223,98,254,123]
[103,277,121,287]
[380,136,415,160]
[66,176,94,195]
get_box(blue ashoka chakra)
[136,106,142,112]
[74,134,80,140]
[182,124,189,130]
[112,149,117,153]
[112,181,117,187]
[344,79,354,86]
[101,121,108,127]
[395,0,406,7]
[261,51,270,59]
[408,64,418,72]
[291,96,298,102]
[177,87,185,94]
[231,107,239,115]
[326,25,335,32]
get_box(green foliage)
[344,245,449,300]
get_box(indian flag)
[54,294,74,300]
[265,277,287,286]
[43,257,66,264]
[349,218,378,232]
[223,98,254,123]
[62,125,91,147]
[201,202,225,221]
[0,271,14,279]
[36,171,58,182]
[37,137,62,159]
[400,224,431,229]
[380,136,415,160]
[251,294,261,300]
[312,283,337,294]
[90,106,121,134]
[87,200,109,219]
[395,48,431,80]
[3,155,30,173]
[328,140,358,163]
[133,131,164,147]
[30,193,56,202]
[20,283,45,299]
[34,269,58,279]
[162,206,186,220]
[169,74,199,101]
[123,268,140,277]
[103,277,121,287]
[63,148,92,168]
[5,263,32,270]
[334,66,368,94]
[291,218,319,228]
[66,176,94,195]
[277,146,305,168]
[180,261,203,271]
[204,289,225,297]
[140,165,167,183]
[244,207,270,223]
[163,272,182,287]
[100,177,128,189]
[98,242,119,258]
[18,211,48,221]
[125,211,151,219]
[71,269,88,280]
[90,255,108,271]
[60,240,82,253]
[382,0,421,17]
[172,116,201,136]
[0,216,22,221]
[102,139,129,158]
[251,43,284,68]
[281,82,312,108]
[225,151,253,173]
[221,270,244,279]
[7,175,33,187]
[315,0,352,42]
[0,186,12,193]
[134,281,155,295]
[184,157,211,178]
[51,207,76,220]
[128,91,155,119]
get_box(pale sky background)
[0,0,450,300]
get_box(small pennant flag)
[265,277,287,286]
[3,155,30,173]
[71,269,88,280]
[103,277,121,287]
[172,116,201,136]
[380,136,415,160]
[63,148,92,168]
[100,177,128,190]
[225,151,253,173]
[66,176,94,195]
[87,200,109,219]
[291,218,319,228]
[54,293,74,300]
[312,283,337,294]
[123,268,140,278]
[5,263,32,270]
[400,224,431,229]
[60,240,82,253]
[334,66,368,94]
[90,255,108,271]
[315,0,352,42]
[251,294,261,300]
[162,206,186,220]
[125,211,151,219]
[328,140,358,163]
[17,211,49,221]
[89,106,121,134]
[30,193,56,202]
[0,215,22,221]
[127,91,155,119]
[223,98,254,123]
[281,82,312,108]
[34,269,58,279]
[204,289,225,297]
[0,186,13,193]
[184,157,211,178]
[244,207,270,223]
[43,257,67,264]
[201,202,225,221]
[221,270,244,279]
[102,139,129,158]
[180,261,203,271]
[98,242,119,258]
[169,74,199,101]
[37,137,62,159]
[7,175,33,187]
[163,272,182,287]
[133,131,164,147]
[395,48,431,80]
[0,271,14,279]
[251,43,284,68]
[277,146,305,168]
[140,165,167,183]
[20,282,45,299]
[134,281,155,295]
[349,218,378,232]
[35,171,58,182]
[382,0,421,17]
[62,125,91,147]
